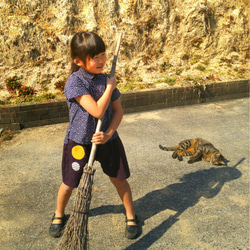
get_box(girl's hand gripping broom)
[57,33,122,250]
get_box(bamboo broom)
[57,33,123,250]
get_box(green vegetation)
[163,77,176,86]
[196,65,206,71]
[1,58,249,105]
[176,68,184,75]
[1,76,59,105]
[117,66,153,91]
[4,76,37,103]
[0,129,19,141]
[118,82,154,92]
[191,56,201,65]
[184,75,205,86]
[160,61,172,72]
[54,78,66,92]
[5,76,22,93]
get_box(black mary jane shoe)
[125,215,139,239]
[49,214,69,238]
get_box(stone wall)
[0,0,249,100]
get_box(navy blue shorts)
[61,136,130,188]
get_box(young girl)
[49,31,138,239]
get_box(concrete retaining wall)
[0,79,249,130]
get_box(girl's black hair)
[70,31,106,74]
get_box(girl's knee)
[61,182,74,193]
[109,177,127,188]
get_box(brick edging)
[121,79,249,113]
[0,79,249,130]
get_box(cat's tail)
[159,145,176,151]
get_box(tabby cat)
[159,138,225,165]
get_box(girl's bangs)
[87,34,106,58]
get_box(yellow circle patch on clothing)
[72,145,85,160]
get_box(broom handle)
[87,33,122,168]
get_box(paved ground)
[0,97,249,250]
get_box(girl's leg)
[49,182,74,237]
[52,182,74,224]
[49,182,73,237]
[109,177,136,226]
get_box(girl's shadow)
[90,159,243,249]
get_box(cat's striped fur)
[159,138,225,165]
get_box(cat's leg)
[172,147,184,160]
[172,151,178,159]
[177,154,183,161]
[177,148,195,161]
[188,150,202,164]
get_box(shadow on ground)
[90,159,243,249]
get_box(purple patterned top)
[64,68,121,144]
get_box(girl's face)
[85,52,107,74]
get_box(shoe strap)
[52,215,65,221]
[125,215,138,223]
[126,218,137,222]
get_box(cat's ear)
[216,152,226,165]
[215,152,221,157]
[219,160,226,165]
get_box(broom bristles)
[57,166,95,250]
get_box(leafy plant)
[0,129,15,141]
[185,75,197,84]
[32,93,56,102]
[157,77,176,86]
[2,75,60,104]
[6,76,22,94]
[6,76,36,98]
[176,68,184,75]
[160,61,172,72]
[196,65,206,71]
[19,85,36,97]
[118,82,154,92]
[55,79,66,92]
[190,55,201,65]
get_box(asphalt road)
[0,97,249,250]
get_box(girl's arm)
[75,76,117,119]
[91,98,123,144]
